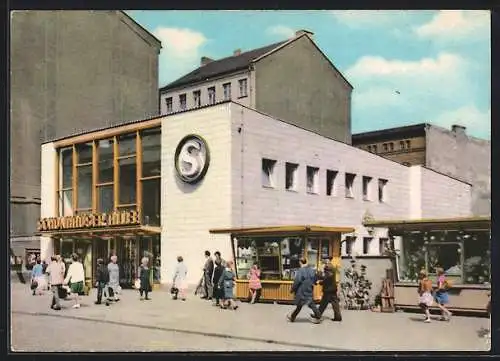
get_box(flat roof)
[364,216,491,231]
[209,225,355,235]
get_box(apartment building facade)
[160,30,353,144]
[10,10,161,264]
[352,123,491,216]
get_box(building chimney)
[451,124,467,135]
[233,49,241,56]
[200,56,213,66]
[295,29,314,38]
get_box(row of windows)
[366,139,411,154]
[165,78,248,113]
[57,128,161,226]
[261,158,388,202]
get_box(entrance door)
[117,237,138,288]
[92,238,109,284]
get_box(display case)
[213,225,354,304]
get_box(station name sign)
[37,210,140,232]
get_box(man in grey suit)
[201,251,214,300]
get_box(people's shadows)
[477,327,490,338]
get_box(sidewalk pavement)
[10,283,490,352]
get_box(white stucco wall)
[40,143,57,262]
[161,104,234,286]
[419,166,472,219]
[160,71,253,115]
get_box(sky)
[128,10,491,139]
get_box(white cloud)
[331,10,413,28]
[153,27,208,86]
[267,25,295,39]
[414,10,490,41]
[433,105,491,139]
[346,53,490,139]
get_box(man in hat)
[314,262,342,321]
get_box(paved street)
[11,283,490,352]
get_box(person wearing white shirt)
[64,253,85,309]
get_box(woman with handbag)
[30,258,45,296]
[138,257,152,301]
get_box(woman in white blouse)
[64,253,85,309]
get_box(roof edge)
[118,11,162,49]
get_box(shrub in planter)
[340,258,372,310]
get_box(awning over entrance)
[36,225,161,238]
[209,225,355,236]
[363,216,490,232]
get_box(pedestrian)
[95,258,110,306]
[64,253,85,309]
[214,251,226,267]
[434,267,452,321]
[201,251,214,300]
[218,260,238,310]
[212,259,224,307]
[172,256,188,301]
[45,256,65,310]
[287,258,321,324]
[30,258,45,296]
[417,270,434,323]
[314,263,342,321]
[247,262,262,304]
[107,255,121,302]
[138,257,152,301]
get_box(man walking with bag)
[313,263,342,321]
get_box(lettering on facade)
[174,134,210,184]
[37,210,140,232]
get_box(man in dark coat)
[201,251,214,300]
[287,258,321,324]
[313,263,342,321]
[95,258,110,306]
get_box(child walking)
[417,270,433,323]
[434,267,452,321]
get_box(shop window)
[378,179,388,203]
[285,162,299,191]
[256,239,281,280]
[142,178,161,226]
[234,237,258,279]
[76,165,92,210]
[97,185,114,213]
[118,157,137,205]
[97,139,114,184]
[60,147,73,189]
[463,232,490,284]
[363,237,372,255]
[307,238,320,268]
[76,142,93,164]
[398,234,426,282]
[426,242,463,283]
[362,176,372,201]
[152,235,161,283]
[306,166,319,194]
[261,158,277,188]
[326,170,338,196]
[345,173,356,198]
[281,237,305,280]
[141,128,161,178]
[118,133,136,157]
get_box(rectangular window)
[97,139,113,184]
[285,162,299,191]
[97,185,114,213]
[141,128,161,178]
[306,166,319,194]
[118,157,137,204]
[59,190,73,216]
[326,170,338,196]
[208,87,216,105]
[406,140,411,149]
[76,165,92,209]
[238,78,248,97]
[76,142,93,164]
[372,144,377,153]
[383,143,388,152]
[345,236,355,256]
[389,142,394,151]
[223,83,232,101]
[165,97,173,113]
[261,158,277,188]
[345,173,356,198]
[378,179,388,202]
[400,140,405,150]
[367,145,372,152]
[379,238,389,255]
[179,94,187,110]
[193,90,201,107]
[363,237,372,255]
[362,176,372,201]
[141,178,161,226]
[60,147,73,189]
[118,133,136,157]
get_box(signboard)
[174,134,210,184]
[37,210,140,232]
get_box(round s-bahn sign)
[174,134,210,184]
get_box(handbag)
[134,279,141,289]
[30,279,38,290]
